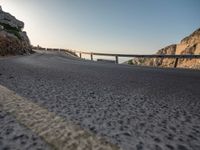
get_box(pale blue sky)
[1,0,200,54]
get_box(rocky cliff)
[129,28,200,69]
[0,6,32,56]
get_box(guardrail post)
[90,53,93,61]
[115,55,119,64]
[174,58,179,68]
[79,53,82,58]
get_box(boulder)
[0,6,32,56]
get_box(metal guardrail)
[35,47,200,68]
[72,50,200,68]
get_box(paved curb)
[0,85,120,150]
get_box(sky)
[0,0,200,55]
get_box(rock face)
[0,6,32,56]
[129,28,200,69]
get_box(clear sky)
[1,0,200,54]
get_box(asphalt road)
[0,51,200,150]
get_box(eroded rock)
[0,6,32,56]
[129,28,200,69]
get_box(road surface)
[0,51,200,150]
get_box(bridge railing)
[35,47,200,68]
[72,50,200,68]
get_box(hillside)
[0,6,32,56]
[128,28,200,69]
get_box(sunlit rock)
[0,6,32,56]
[129,28,200,69]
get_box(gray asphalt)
[0,51,200,150]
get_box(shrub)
[0,22,22,39]
[0,22,21,32]
[128,59,133,65]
